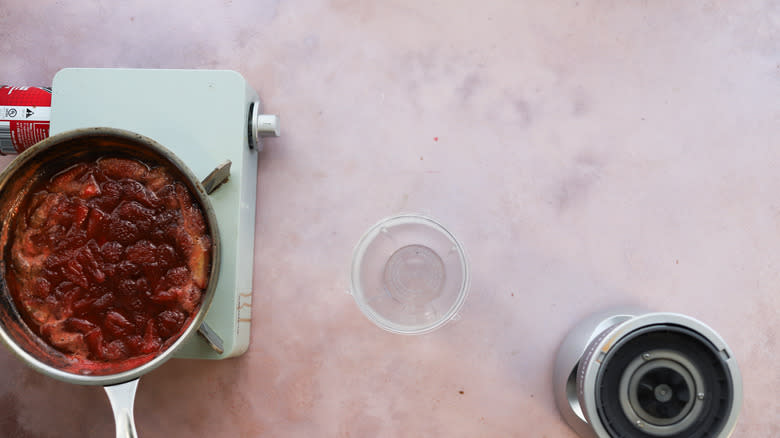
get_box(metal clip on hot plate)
[197,321,224,355]
[201,161,232,195]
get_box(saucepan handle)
[104,379,140,438]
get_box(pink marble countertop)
[1,1,778,436]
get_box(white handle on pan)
[104,379,140,438]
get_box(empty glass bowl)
[350,214,469,334]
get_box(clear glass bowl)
[350,214,469,334]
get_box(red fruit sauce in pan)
[5,157,211,369]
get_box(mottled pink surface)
[1,0,779,437]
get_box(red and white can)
[0,86,52,155]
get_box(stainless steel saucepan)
[0,128,221,437]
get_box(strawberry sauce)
[6,157,211,366]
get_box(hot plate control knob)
[257,114,280,137]
[249,101,280,151]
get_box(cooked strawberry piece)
[54,230,88,254]
[140,262,165,288]
[156,184,178,209]
[146,167,172,192]
[173,227,194,257]
[156,310,185,338]
[70,203,90,228]
[66,317,97,333]
[121,180,159,208]
[125,240,157,265]
[62,259,88,289]
[115,279,136,298]
[163,266,190,288]
[115,200,154,222]
[51,163,89,184]
[141,319,161,353]
[141,336,161,354]
[95,180,122,211]
[129,310,147,328]
[116,260,140,278]
[105,311,134,338]
[84,328,104,359]
[50,163,90,193]
[98,157,148,180]
[79,175,101,198]
[52,171,102,199]
[174,284,201,313]
[108,217,140,245]
[85,239,100,257]
[91,292,114,311]
[52,281,77,299]
[150,288,177,303]
[86,208,108,240]
[135,277,151,296]
[100,241,123,263]
[73,297,95,314]
[154,244,176,267]
[115,201,155,233]
[31,278,51,298]
[103,339,129,361]
[124,335,145,354]
[76,245,99,273]
[87,266,106,284]
[46,198,76,227]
